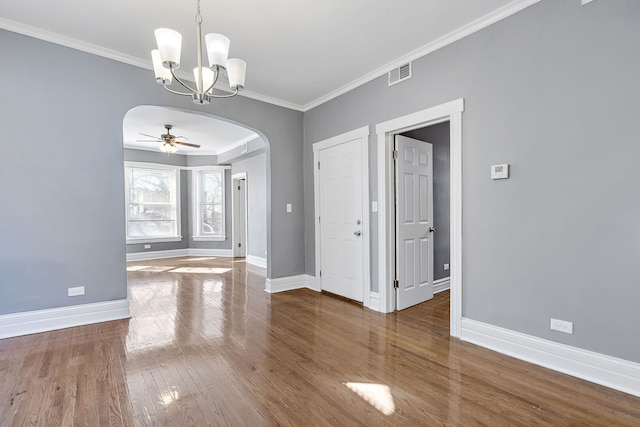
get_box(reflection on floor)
[1,256,639,426]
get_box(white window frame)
[192,167,227,242]
[124,162,182,244]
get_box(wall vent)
[240,143,248,154]
[388,62,412,86]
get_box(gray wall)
[403,122,450,281]
[303,0,640,363]
[232,153,268,259]
[0,28,303,316]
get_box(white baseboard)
[127,248,233,262]
[188,248,233,257]
[265,274,317,293]
[461,318,640,398]
[434,277,450,294]
[0,299,131,339]
[367,292,381,311]
[246,255,267,268]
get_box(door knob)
[429,226,436,233]
[354,230,362,236]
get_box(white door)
[318,139,364,302]
[395,135,434,310]
[233,178,247,257]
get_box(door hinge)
[238,243,241,248]
[393,279,399,289]
[393,150,398,160]
[317,161,320,170]
[319,270,322,278]
[318,216,321,224]
[238,186,241,190]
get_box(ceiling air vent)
[388,62,412,86]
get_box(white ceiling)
[0,0,536,110]
[123,106,260,155]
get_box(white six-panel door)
[395,135,434,310]
[318,139,364,302]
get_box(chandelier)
[151,0,247,105]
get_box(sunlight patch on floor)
[345,382,395,416]
[127,265,150,271]
[170,267,231,274]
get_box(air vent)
[388,62,412,86]
[240,143,248,154]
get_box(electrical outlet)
[550,318,573,334]
[68,286,85,297]
[443,263,449,271]
[144,244,151,249]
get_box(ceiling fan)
[137,124,201,153]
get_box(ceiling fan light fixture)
[151,0,246,104]
[160,141,178,153]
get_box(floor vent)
[388,62,412,86]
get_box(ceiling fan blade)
[139,133,161,139]
[136,139,162,142]
[173,135,189,140]
[174,141,201,148]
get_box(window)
[125,165,181,243]
[193,169,226,241]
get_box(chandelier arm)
[203,66,221,94]
[210,87,240,98]
[169,66,198,94]
[162,84,195,97]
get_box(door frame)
[312,126,371,306]
[375,99,464,337]
[231,172,248,258]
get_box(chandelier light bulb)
[152,50,172,84]
[150,0,246,103]
[227,58,247,91]
[204,33,230,68]
[154,28,182,68]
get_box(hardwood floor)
[1,256,639,426]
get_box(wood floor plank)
[0,256,639,426]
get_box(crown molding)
[301,0,542,111]
[0,17,150,71]
[2,0,540,113]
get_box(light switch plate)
[491,164,509,180]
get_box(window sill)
[126,237,183,245]
[192,236,226,242]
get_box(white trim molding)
[126,248,233,262]
[375,99,464,338]
[302,1,540,110]
[461,318,640,398]
[246,255,267,269]
[0,299,131,340]
[368,292,381,312]
[433,277,451,294]
[265,274,318,294]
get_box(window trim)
[124,162,182,244]
[192,167,227,242]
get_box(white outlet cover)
[68,286,85,297]
[550,318,573,334]
[443,263,450,271]
[286,203,292,213]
